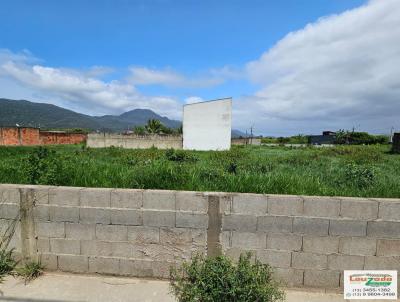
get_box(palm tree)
[145,119,163,134]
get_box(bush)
[170,253,284,302]
[344,162,376,188]
[24,147,64,185]
[165,149,198,162]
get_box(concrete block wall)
[221,194,400,289]
[1,184,400,291]
[87,133,183,149]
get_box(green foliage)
[343,162,376,189]
[170,253,284,302]
[24,147,64,185]
[16,260,44,284]
[133,126,146,135]
[165,149,198,162]
[0,249,17,284]
[261,134,308,144]
[335,130,388,145]
[145,119,164,134]
[1,144,400,198]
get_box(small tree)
[145,119,163,134]
[133,126,146,135]
[170,253,284,302]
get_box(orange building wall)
[39,132,86,145]
[0,127,87,146]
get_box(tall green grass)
[0,144,399,198]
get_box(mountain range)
[0,98,246,137]
[0,98,180,131]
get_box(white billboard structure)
[183,98,232,151]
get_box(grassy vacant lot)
[0,144,399,198]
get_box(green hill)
[0,98,181,131]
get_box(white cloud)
[184,96,206,104]
[244,0,400,134]
[0,54,181,118]
[128,66,226,88]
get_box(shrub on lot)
[24,147,64,185]
[344,162,376,189]
[170,253,284,302]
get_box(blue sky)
[1,0,399,135]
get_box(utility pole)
[250,125,254,145]
[390,126,395,143]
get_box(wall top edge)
[0,183,399,202]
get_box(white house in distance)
[183,98,232,151]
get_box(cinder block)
[378,201,400,221]
[111,189,143,209]
[225,247,253,262]
[292,252,327,270]
[89,257,120,275]
[121,259,153,277]
[267,195,303,216]
[151,260,174,278]
[377,239,400,256]
[65,223,95,240]
[293,217,329,235]
[220,231,231,248]
[219,195,232,215]
[80,188,111,207]
[143,190,175,210]
[256,249,291,268]
[176,212,208,229]
[160,227,192,245]
[273,268,304,287]
[128,226,159,244]
[58,255,88,273]
[257,216,292,233]
[328,254,364,270]
[80,207,110,224]
[303,196,340,218]
[80,240,112,257]
[0,186,20,204]
[50,238,80,254]
[192,229,207,246]
[367,221,400,238]
[329,219,367,236]
[266,233,302,251]
[118,258,134,276]
[364,256,400,270]
[143,210,175,227]
[49,206,79,222]
[0,203,19,219]
[49,187,80,206]
[110,209,142,226]
[96,224,128,241]
[39,253,57,270]
[176,191,208,213]
[232,193,268,215]
[303,236,339,254]
[304,270,340,288]
[111,242,133,258]
[32,187,49,205]
[36,222,65,238]
[340,198,378,220]
[339,237,377,256]
[223,215,257,232]
[33,205,49,221]
[231,232,266,249]
[37,238,50,253]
